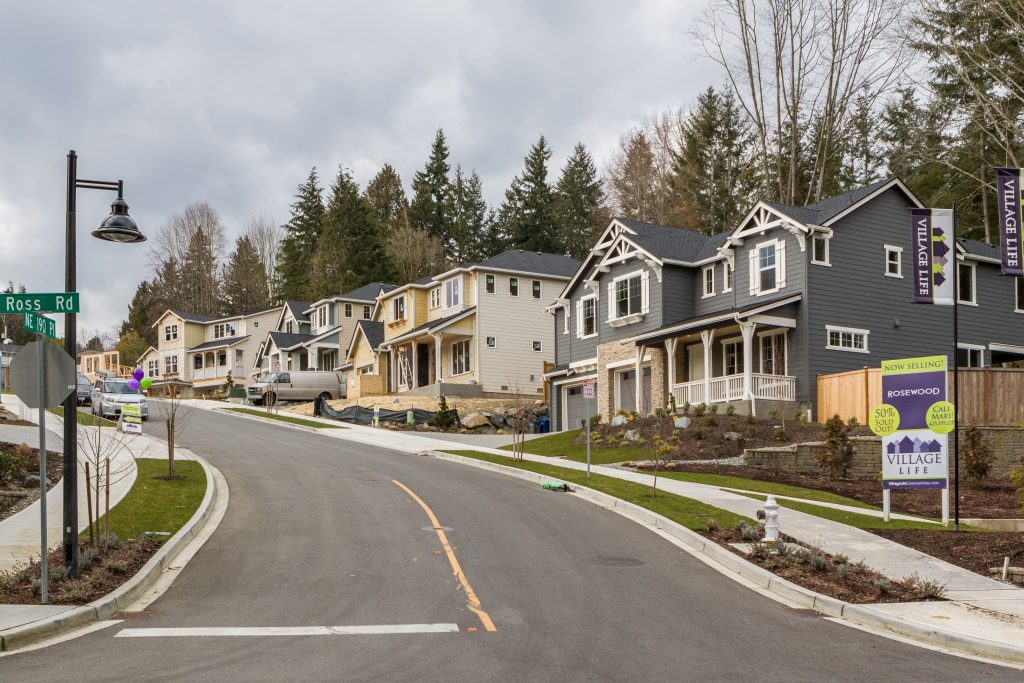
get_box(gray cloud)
[0,0,719,338]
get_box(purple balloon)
[128,378,141,392]
[132,367,145,381]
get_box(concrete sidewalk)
[209,403,1024,661]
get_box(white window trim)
[723,262,733,292]
[509,277,519,297]
[702,265,715,298]
[957,343,986,368]
[450,339,472,376]
[607,269,649,326]
[750,238,786,297]
[444,278,461,309]
[577,295,598,339]
[811,235,831,266]
[430,288,440,310]
[721,336,743,376]
[825,324,870,354]
[532,341,543,352]
[957,261,978,306]
[391,295,407,322]
[344,303,352,318]
[884,245,903,279]
[532,280,542,299]
[757,328,789,374]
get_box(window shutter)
[607,282,615,321]
[641,271,650,314]
[777,240,787,288]
[748,250,757,295]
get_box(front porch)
[386,322,477,395]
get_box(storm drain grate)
[578,556,647,568]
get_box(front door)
[688,344,704,381]
[416,343,431,387]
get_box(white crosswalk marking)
[115,624,460,638]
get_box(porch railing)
[671,373,795,405]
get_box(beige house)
[78,349,125,380]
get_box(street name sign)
[0,293,79,314]
[23,312,57,339]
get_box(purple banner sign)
[996,167,1024,276]
[911,208,954,305]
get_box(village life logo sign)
[869,355,954,490]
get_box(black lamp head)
[92,197,145,243]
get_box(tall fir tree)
[223,234,272,314]
[498,135,560,253]
[275,168,325,300]
[365,163,409,237]
[553,142,606,259]
[180,227,221,316]
[120,280,160,347]
[408,129,454,254]
[449,167,489,262]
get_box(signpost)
[583,380,596,478]
[9,341,76,604]
[0,293,80,315]
[869,355,952,525]
[121,403,143,435]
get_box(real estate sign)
[121,403,143,435]
[871,355,951,491]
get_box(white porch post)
[700,329,715,404]
[634,344,646,414]
[411,341,418,388]
[432,333,443,383]
[740,321,756,416]
[664,338,678,409]
[388,348,395,391]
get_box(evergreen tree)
[553,143,606,259]
[115,330,148,368]
[223,234,272,314]
[843,91,883,187]
[498,135,560,253]
[275,168,325,300]
[449,167,489,262]
[408,129,454,252]
[181,227,221,316]
[120,280,160,347]
[365,163,409,238]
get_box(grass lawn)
[49,407,117,427]
[500,429,650,465]
[442,449,750,532]
[88,458,206,543]
[224,407,346,429]
[731,490,956,531]
[655,471,877,510]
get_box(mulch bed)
[669,461,1023,519]
[0,405,34,427]
[0,536,160,605]
[707,526,945,603]
[873,529,1024,578]
[580,413,872,460]
[0,442,64,523]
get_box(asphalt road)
[1,406,1018,681]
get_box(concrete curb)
[430,450,1024,667]
[0,452,224,652]
[213,407,345,435]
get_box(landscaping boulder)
[22,475,50,489]
[624,429,640,442]
[611,415,628,427]
[461,412,491,430]
[674,416,692,429]
[723,431,742,442]
[484,412,505,428]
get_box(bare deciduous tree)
[245,213,283,299]
[384,212,446,284]
[153,385,195,479]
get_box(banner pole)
[952,203,960,532]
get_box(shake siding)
[597,259,664,339]
[476,274,556,395]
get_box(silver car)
[91,378,149,420]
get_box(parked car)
[247,370,344,406]
[76,374,93,406]
[91,378,148,420]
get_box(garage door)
[617,367,651,413]
[564,384,589,431]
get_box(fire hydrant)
[762,495,780,544]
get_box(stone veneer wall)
[595,341,666,421]
[744,428,1024,479]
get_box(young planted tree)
[154,384,195,479]
[77,421,136,547]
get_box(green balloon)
[140,377,153,390]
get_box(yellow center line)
[392,479,497,633]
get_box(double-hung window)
[532,280,541,299]
[344,303,352,318]
[164,324,178,342]
[702,266,715,297]
[451,339,471,375]
[615,275,642,318]
[758,243,777,292]
[723,262,733,292]
[391,296,406,322]
[363,305,371,318]
[445,278,460,308]
[509,277,519,296]
[885,245,903,278]
[485,274,495,294]
[826,325,869,353]
[579,296,597,337]
[147,360,159,377]
[958,262,976,304]
[430,288,441,309]
[317,307,328,328]
[759,333,786,375]
[164,355,178,374]
[723,340,743,376]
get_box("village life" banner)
[911,208,955,305]
[995,167,1024,277]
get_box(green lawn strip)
[224,407,346,429]
[49,407,117,427]
[731,490,954,531]
[442,449,750,532]
[654,471,877,510]
[500,429,650,465]
[86,458,206,544]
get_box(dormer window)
[285,321,293,334]
[164,324,178,342]
[749,239,786,296]
[445,278,460,308]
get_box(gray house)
[546,178,1024,431]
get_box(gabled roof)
[355,320,385,352]
[958,238,1002,262]
[267,331,314,351]
[151,308,219,327]
[284,300,311,323]
[616,219,727,263]
[473,250,581,278]
[765,178,893,226]
[189,336,250,353]
[341,282,397,302]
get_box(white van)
[247,370,345,405]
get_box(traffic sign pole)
[37,334,48,603]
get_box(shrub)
[775,541,794,558]
[747,425,757,437]
[693,403,707,417]
[773,428,787,441]
[961,426,995,484]
[50,564,68,582]
[682,401,692,415]
[837,563,852,580]
[834,553,849,565]
[847,416,859,428]
[430,396,457,430]
[104,532,120,550]
[873,579,892,595]
[703,518,722,534]
[909,576,945,600]
[750,542,771,560]
[725,404,736,416]
[810,555,828,571]
[1010,459,1024,514]
[737,521,760,542]
[817,415,854,478]
[792,548,812,564]
[691,429,703,441]
[706,415,718,427]
[708,404,719,415]
[768,408,779,421]
[104,558,129,575]
[0,449,26,483]
[80,547,99,568]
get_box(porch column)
[634,344,646,414]
[739,320,756,416]
[388,348,396,391]
[700,329,715,404]
[664,338,678,410]
[432,333,443,383]
[411,341,418,388]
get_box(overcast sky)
[0,0,720,339]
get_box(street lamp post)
[63,150,145,577]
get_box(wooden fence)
[817,366,1024,426]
